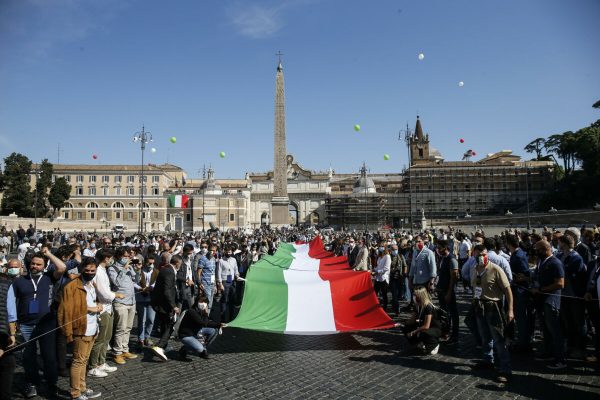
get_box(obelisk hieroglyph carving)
[271,53,290,225]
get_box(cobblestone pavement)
[11,294,600,400]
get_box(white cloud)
[227,4,283,39]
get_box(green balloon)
[354,124,361,132]
[170,137,177,143]
[219,151,226,158]
[383,154,390,160]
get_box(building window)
[166,213,170,222]
[102,175,109,183]
[229,213,235,222]
[153,212,159,219]
[152,176,159,183]
[127,212,134,220]
[128,187,135,196]
[115,211,121,219]
[152,188,159,195]
[127,175,135,183]
[115,176,122,183]
[102,187,109,196]
[142,212,147,219]
[89,176,96,183]
[102,211,108,219]
[186,213,191,222]
[76,187,83,195]
[64,175,71,182]
[418,149,423,157]
[88,187,96,195]
[115,187,121,196]
[76,212,83,219]
[76,175,83,183]
[89,211,96,219]
[63,211,70,219]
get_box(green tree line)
[0,153,72,218]
[525,100,600,209]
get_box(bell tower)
[410,116,430,165]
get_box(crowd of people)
[0,223,598,398]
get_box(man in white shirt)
[217,247,239,323]
[17,239,33,264]
[88,249,123,377]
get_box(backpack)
[434,306,451,336]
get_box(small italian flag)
[167,194,189,208]
[229,236,394,334]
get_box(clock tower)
[409,116,431,166]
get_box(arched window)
[112,201,124,208]
[87,202,99,209]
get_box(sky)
[1,0,599,179]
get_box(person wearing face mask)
[346,238,359,268]
[470,244,514,383]
[372,244,391,310]
[177,294,226,361]
[389,244,407,315]
[196,245,217,313]
[530,240,566,369]
[402,286,441,355]
[0,259,20,400]
[217,247,240,323]
[177,244,197,311]
[435,240,459,344]
[409,236,437,294]
[7,248,66,398]
[556,234,587,360]
[83,241,97,258]
[133,254,159,349]
[107,247,138,365]
[150,255,183,361]
[88,248,123,378]
[58,258,102,400]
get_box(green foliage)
[32,159,53,217]
[524,138,545,160]
[1,153,33,216]
[48,177,72,216]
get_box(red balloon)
[459,138,464,143]
[472,151,477,156]
[92,154,98,160]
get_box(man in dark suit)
[177,244,196,311]
[150,255,182,361]
[347,238,359,267]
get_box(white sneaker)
[87,368,108,378]
[429,344,440,355]
[151,346,168,361]
[99,363,117,373]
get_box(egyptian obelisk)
[271,55,290,225]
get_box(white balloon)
[151,148,157,153]
[459,81,464,87]
[418,53,425,60]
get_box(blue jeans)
[513,288,534,347]
[202,283,215,313]
[20,317,58,386]
[136,302,156,341]
[400,277,411,301]
[475,307,511,374]
[180,327,218,354]
[542,303,565,362]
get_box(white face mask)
[197,302,208,311]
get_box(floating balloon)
[170,137,177,144]
[459,138,465,143]
[383,154,390,160]
[151,147,157,153]
[92,154,98,160]
[219,151,226,158]
[418,53,425,60]
[458,81,464,87]
[472,151,477,156]
[354,124,361,132]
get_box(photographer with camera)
[107,247,138,365]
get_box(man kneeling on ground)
[177,294,226,361]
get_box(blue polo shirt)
[536,256,564,309]
[8,271,58,325]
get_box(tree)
[32,159,53,218]
[593,99,600,109]
[524,138,546,160]
[48,177,72,217]
[1,153,33,216]
[544,131,578,176]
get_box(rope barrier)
[4,314,88,354]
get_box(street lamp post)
[33,168,40,232]
[133,126,153,235]
[525,161,531,230]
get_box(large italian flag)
[229,236,394,334]
[168,194,189,208]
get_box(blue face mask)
[391,250,398,256]
[378,247,385,253]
